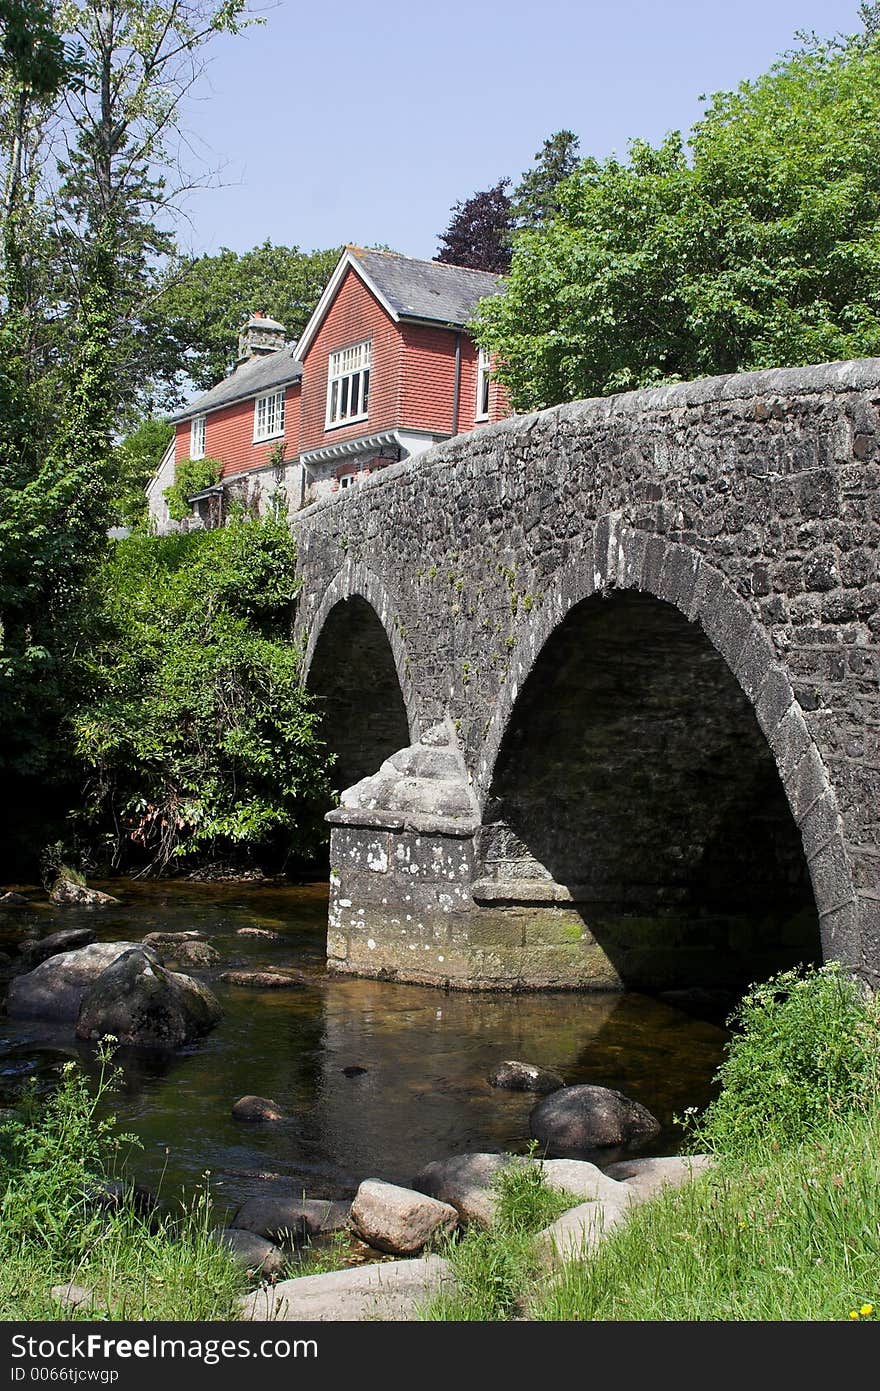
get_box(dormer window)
[190,414,205,459]
[476,348,491,421]
[326,340,371,428]
[254,389,285,442]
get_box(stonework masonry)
[294,359,880,992]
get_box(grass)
[531,1104,880,1321]
[0,1049,247,1320]
[289,1230,352,1277]
[422,1149,577,1320]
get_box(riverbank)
[1,960,877,1321]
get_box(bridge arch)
[303,566,416,795]
[477,518,857,976]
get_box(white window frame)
[190,414,206,459]
[326,340,371,429]
[253,389,286,443]
[476,348,491,421]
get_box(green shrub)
[72,513,331,871]
[163,456,221,521]
[682,962,880,1160]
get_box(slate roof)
[169,346,302,424]
[350,247,504,327]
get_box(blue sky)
[177,0,865,262]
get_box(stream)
[0,879,728,1216]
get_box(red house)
[152,247,509,529]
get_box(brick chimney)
[237,310,287,364]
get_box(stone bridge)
[293,360,880,995]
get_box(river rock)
[165,940,220,969]
[6,941,145,1021]
[487,1060,565,1093]
[412,1152,528,1227]
[537,1198,630,1267]
[349,1180,458,1255]
[215,1228,287,1277]
[49,1283,97,1311]
[232,1095,285,1123]
[219,969,308,989]
[540,1158,634,1207]
[240,1255,454,1322]
[75,948,222,1048]
[231,1194,349,1243]
[18,927,95,970]
[143,931,206,948]
[49,877,119,906]
[235,927,283,941]
[0,890,28,905]
[530,1085,661,1156]
[603,1153,715,1201]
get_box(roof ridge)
[349,245,503,278]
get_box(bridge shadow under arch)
[478,589,822,992]
[305,595,411,799]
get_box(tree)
[50,1,258,423]
[512,129,581,231]
[73,515,331,873]
[435,178,513,274]
[110,415,174,526]
[474,35,880,411]
[155,240,341,393]
[0,0,258,872]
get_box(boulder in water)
[49,877,119,906]
[232,1095,285,1122]
[487,1060,565,1093]
[529,1085,660,1157]
[75,947,222,1048]
[18,927,95,971]
[6,941,146,1022]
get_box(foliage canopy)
[475,35,880,409]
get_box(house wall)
[299,268,403,454]
[174,380,301,480]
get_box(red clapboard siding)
[174,382,301,480]
[299,268,402,454]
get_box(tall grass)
[422,1150,576,1321]
[0,1051,246,1320]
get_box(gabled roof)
[169,346,303,424]
[294,247,504,360]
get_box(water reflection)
[0,880,727,1210]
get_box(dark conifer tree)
[513,129,581,231]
